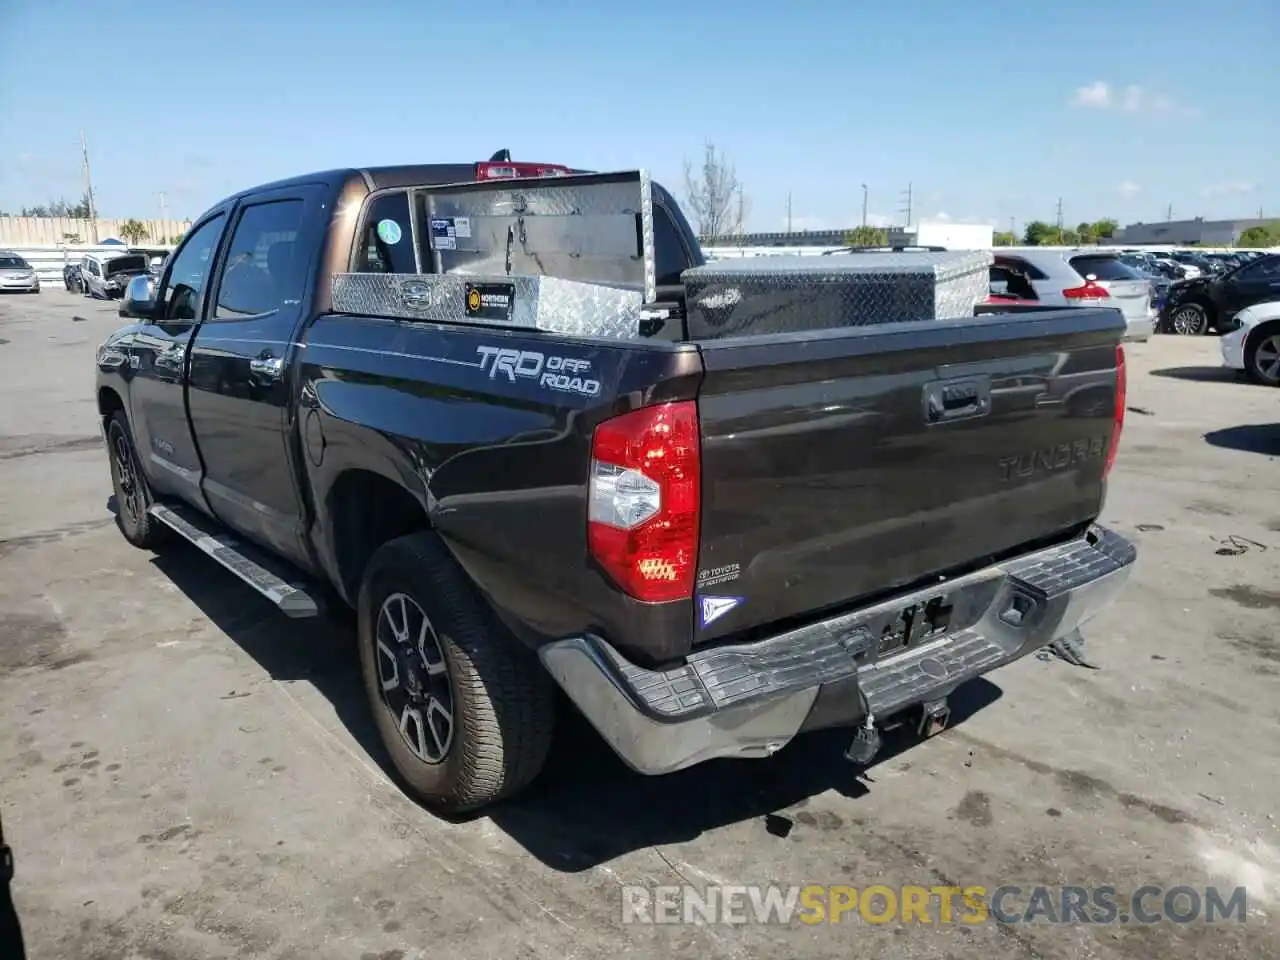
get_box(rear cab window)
[1068,255,1142,282]
[355,191,417,274]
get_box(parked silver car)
[0,252,40,293]
[990,248,1154,341]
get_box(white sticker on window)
[376,218,403,245]
[454,217,471,239]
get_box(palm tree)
[118,219,149,245]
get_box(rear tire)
[106,412,166,549]
[357,531,555,812]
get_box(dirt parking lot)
[1,289,1277,960]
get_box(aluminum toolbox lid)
[684,250,993,285]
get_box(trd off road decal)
[475,345,602,398]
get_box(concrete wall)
[0,216,191,246]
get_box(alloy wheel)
[110,425,143,526]
[1252,334,1280,385]
[1170,304,1206,336]
[375,592,454,764]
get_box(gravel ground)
[1,290,1277,960]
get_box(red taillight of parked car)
[1062,282,1111,300]
[474,162,572,180]
[1103,344,1126,479]
[588,402,701,603]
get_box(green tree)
[1023,221,1056,245]
[993,230,1016,246]
[1076,222,1097,245]
[1092,218,1118,239]
[20,193,92,218]
[1238,224,1280,248]
[1060,228,1081,245]
[118,219,149,245]
[842,225,889,247]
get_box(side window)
[214,199,306,319]
[355,192,416,274]
[652,206,693,288]
[1237,257,1280,282]
[161,214,226,322]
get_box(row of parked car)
[63,250,165,299]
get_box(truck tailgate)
[691,307,1125,641]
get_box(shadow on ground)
[1204,423,1280,456]
[1149,365,1243,383]
[145,531,1005,871]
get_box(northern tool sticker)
[699,595,744,628]
[453,217,471,239]
[430,217,458,250]
[465,282,514,322]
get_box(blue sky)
[1,0,1275,233]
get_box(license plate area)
[830,592,961,668]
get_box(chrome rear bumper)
[540,525,1136,775]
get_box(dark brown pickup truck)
[95,157,1136,811]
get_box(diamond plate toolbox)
[682,250,993,339]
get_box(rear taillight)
[475,162,572,180]
[1063,282,1111,300]
[588,402,700,603]
[1103,344,1126,479]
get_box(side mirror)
[119,275,157,320]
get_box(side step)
[148,503,321,618]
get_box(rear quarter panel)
[297,315,704,664]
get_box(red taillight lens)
[588,401,701,603]
[475,162,572,180]
[1103,344,1126,479]
[1063,282,1111,300]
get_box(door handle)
[249,355,284,380]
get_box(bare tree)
[682,142,749,240]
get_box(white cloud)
[1069,81,1196,116]
[1118,181,1140,198]
[1071,81,1111,108]
[933,211,951,221]
[1202,180,1257,197]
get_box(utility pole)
[1166,202,1173,222]
[786,192,792,233]
[861,184,868,227]
[899,182,913,227]
[158,191,168,236]
[1055,197,1064,243]
[1009,216,1016,240]
[80,128,98,243]
[737,185,745,237]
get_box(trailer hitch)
[918,697,951,738]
